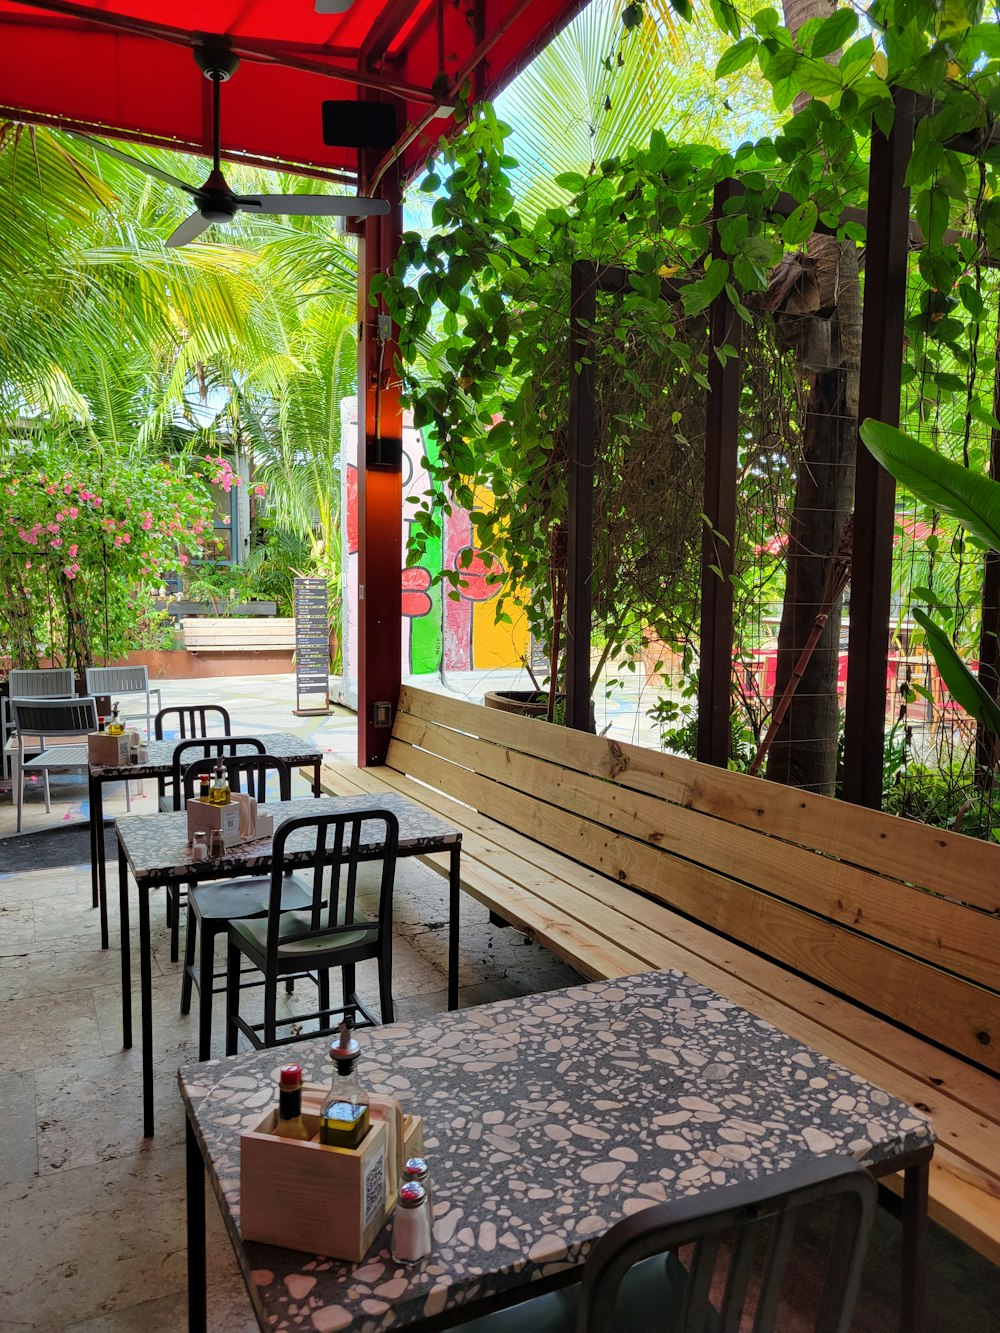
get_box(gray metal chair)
[457,1156,877,1333]
[4,670,77,779]
[85,665,162,739]
[9,695,131,832]
[8,668,76,699]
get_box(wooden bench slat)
[390,737,1000,1074]
[401,685,1000,914]
[393,711,1000,989]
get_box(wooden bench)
[181,616,296,653]
[319,684,1000,1276]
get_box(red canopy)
[0,0,585,181]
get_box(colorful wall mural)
[338,400,529,705]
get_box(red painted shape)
[401,566,432,619]
[453,548,503,602]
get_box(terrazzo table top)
[117,792,461,884]
[180,971,934,1332]
[88,731,322,779]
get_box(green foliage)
[0,440,224,670]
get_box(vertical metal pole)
[697,179,743,767]
[566,260,597,732]
[357,133,403,768]
[976,295,1000,770]
[843,90,915,807]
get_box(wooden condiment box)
[87,732,130,765]
[186,797,241,847]
[240,1086,424,1262]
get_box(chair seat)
[23,743,91,772]
[456,1253,695,1332]
[190,875,312,922]
[230,906,378,961]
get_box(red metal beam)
[357,118,403,767]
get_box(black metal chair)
[225,808,399,1052]
[179,754,312,1060]
[153,703,232,807]
[162,735,267,959]
[456,1156,877,1333]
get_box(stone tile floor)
[0,674,998,1330]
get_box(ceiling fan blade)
[71,134,197,195]
[238,194,390,218]
[166,211,215,248]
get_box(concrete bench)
[318,684,1000,1273]
[180,617,295,653]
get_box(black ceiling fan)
[79,43,389,247]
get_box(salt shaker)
[190,832,207,863]
[391,1181,432,1264]
[402,1157,432,1215]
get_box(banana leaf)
[912,607,1000,735]
[859,418,1000,552]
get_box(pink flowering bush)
[0,446,228,671]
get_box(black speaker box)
[322,101,398,150]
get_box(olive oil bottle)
[319,1019,370,1150]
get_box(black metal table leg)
[139,883,155,1136]
[901,1158,929,1333]
[448,845,461,1011]
[118,842,132,1050]
[312,760,321,797]
[186,1115,208,1333]
[90,774,108,948]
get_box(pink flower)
[45,484,56,494]
[50,538,62,548]
[24,560,31,570]
[114,535,123,547]
[179,553,189,565]
[68,506,79,519]
[122,533,131,543]
[222,515,231,525]
[47,522,60,534]
[93,497,102,507]
[68,544,78,557]
[254,483,267,497]
[64,483,72,494]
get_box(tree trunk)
[61,573,93,677]
[764,0,861,795]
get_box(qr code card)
[363,1147,386,1229]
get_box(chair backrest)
[8,668,76,699]
[85,665,150,697]
[182,753,290,805]
[11,695,98,739]
[154,704,231,740]
[167,735,267,809]
[576,1156,877,1333]
[264,809,400,967]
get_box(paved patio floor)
[0,673,996,1330]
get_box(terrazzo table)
[89,731,324,948]
[180,971,935,1333]
[116,792,462,1136]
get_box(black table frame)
[116,798,462,1136]
[88,740,323,949]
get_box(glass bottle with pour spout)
[318,1018,370,1149]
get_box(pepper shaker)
[391,1181,432,1264]
[208,829,225,859]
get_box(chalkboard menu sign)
[293,577,331,716]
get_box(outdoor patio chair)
[225,809,399,1053]
[153,704,231,808]
[457,1155,877,1333]
[10,695,132,833]
[3,669,77,781]
[85,665,162,740]
[179,754,312,1059]
[162,735,267,961]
